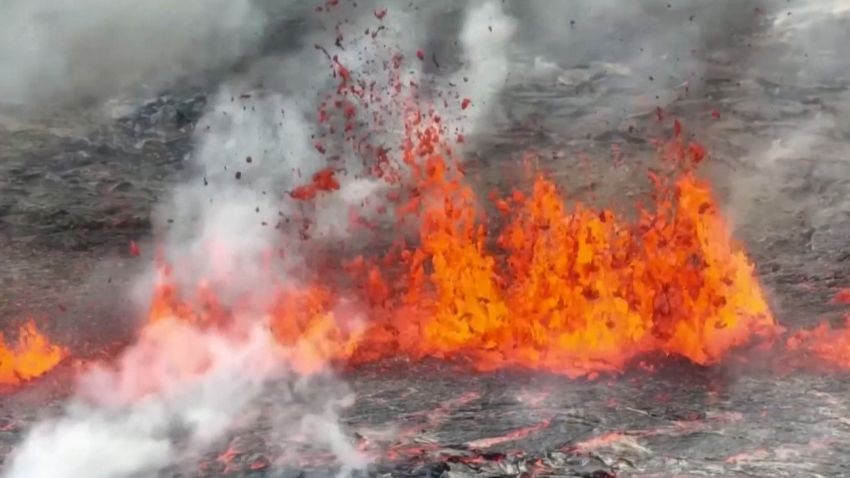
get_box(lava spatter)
[0,320,67,386]
[786,289,850,370]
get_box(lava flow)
[147,105,777,378]
[0,320,67,385]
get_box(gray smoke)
[0,0,266,110]
[4,320,367,478]
[721,1,850,253]
[144,0,521,288]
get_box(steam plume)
[5,322,282,478]
[0,0,265,110]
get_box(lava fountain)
[147,101,778,378]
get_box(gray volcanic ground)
[2,1,850,477]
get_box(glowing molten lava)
[371,117,775,375]
[0,321,67,385]
[786,289,850,369]
[787,319,850,369]
[146,112,776,378]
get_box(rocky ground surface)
[3,3,850,477]
[2,358,850,477]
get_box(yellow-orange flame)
[146,113,777,378]
[0,320,67,385]
[382,119,776,375]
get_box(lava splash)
[786,289,850,370]
[0,320,67,385]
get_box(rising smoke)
[721,1,850,255]
[5,322,283,478]
[4,1,518,476]
[4,321,367,478]
[0,0,266,110]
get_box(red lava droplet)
[416,50,425,61]
[834,288,850,304]
[461,98,471,110]
[656,106,664,122]
[128,241,140,257]
[673,119,682,137]
[374,8,386,20]
[711,110,721,120]
[688,143,706,164]
[249,455,271,471]
[312,168,340,192]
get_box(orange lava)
[787,319,850,368]
[466,418,551,449]
[146,109,777,378]
[0,321,67,385]
[786,289,850,369]
[290,167,341,201]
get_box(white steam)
[149,89,320,301]
[447,1,517,139]
[151,0,521,252]
[724,2,850,236]
[5,319,368,478]
[0,0,266,109]
[5,322,283,478]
